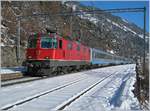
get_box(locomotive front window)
[41,37,57,48]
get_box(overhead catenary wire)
[16,8,145,20]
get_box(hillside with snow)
[1,1,149,66]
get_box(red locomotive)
[25,31,90,76]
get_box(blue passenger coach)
[90,48,129,65]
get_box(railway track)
[1,64,118,87]
[1,77,42,87]
[1,70,119,111]
[53,72,116,111]
[1,71,84,87]
[1,76,88,110]
[1,67,95,87]
[0,65,133,111]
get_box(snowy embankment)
[65,64,140,111]
[0,67,26,74]
[0,64,139,111]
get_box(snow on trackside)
[65,64,140,111]
[119,75,140,110]
[0,64,140,111]
[0,67,26,74]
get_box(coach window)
[103,54,106,59]
[59,40,62,49]
[104,54,108,59]
[93,52,95,58]
[100,53,105,58]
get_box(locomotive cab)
[26,32,58,60]
[25,32,60,75]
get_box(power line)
[16,8,144,20]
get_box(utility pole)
[143,7,146,76]
[16,17,21,62]
[138,7,146,107]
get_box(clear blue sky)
[80,1,149,32]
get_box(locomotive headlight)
[45,56,49,59]
[28,56,32,59]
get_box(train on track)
[24,31,131,76]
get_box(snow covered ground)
[64,64,140,111]
[0,67,26,74]
[0,64,140,111]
